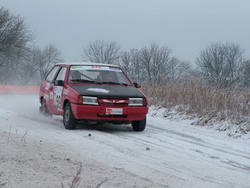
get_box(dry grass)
[143,79,250,133]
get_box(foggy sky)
[1,0,250,64]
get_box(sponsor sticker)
[87,88,109,93]
[45,83,50,90]
[44,94,49,100]
[54,86,63,110]
[49,92,54,99]
[106,108,123,115]
[70,65,121,72]
[71,66,83,69]
[63,89,69,94]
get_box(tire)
[132,117,146,131]
[39,98,51,116]
[63,102,78,130]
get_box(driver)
[97,71,115,82]
[69,70,81,81]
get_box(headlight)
[81,96,98,105]
[128,98,143,106]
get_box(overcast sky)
[1,0,250,64]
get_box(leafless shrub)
[143,77,250,131]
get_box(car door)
[49,66,67,114]
[43,66,61,113]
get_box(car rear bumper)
[71,104,148,121]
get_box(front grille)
[99,103,127,107]
[98,98,128,107]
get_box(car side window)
[45,66,61,83]
[55,67,66,81]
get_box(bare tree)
[36,44,63,80]
[226,44,244,83]
[138,43,172,86]
[165,58,191,80]
[196,42,245,87]
[0,7,32,67]
[0,44,63,85]
[241,60,250,87]
[0,8,63,85]
[119,44,191,86]
[18,47,43,85]
[81,39,121,64]
[119,49,145,83]
[0,7,33,84]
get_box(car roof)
[56,62,120,67]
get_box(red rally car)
[39,62,148,131]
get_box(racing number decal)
[54,86,63,110]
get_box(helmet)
[100,71,114,81]
[71,70,81,80]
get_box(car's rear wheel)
[132,117,146,131]
[40,98,51,116]
[63,102,78,130]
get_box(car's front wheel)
[132,117,146,131]
[63,102,78,130]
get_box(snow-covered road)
[0,94,249,188]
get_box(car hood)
[70,84,144,98]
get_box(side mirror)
[54,80,64,86]
[133,83,141,88]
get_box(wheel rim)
[64,106,70,124]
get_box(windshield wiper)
[71,79,101,84]
[118,82,128,86]
[101,81,128,86]
[70,79,84,82]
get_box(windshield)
[68,65,132,85]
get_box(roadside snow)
[149,105,250,140]
[0,94,249,188]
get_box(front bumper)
[71,104,148,121]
